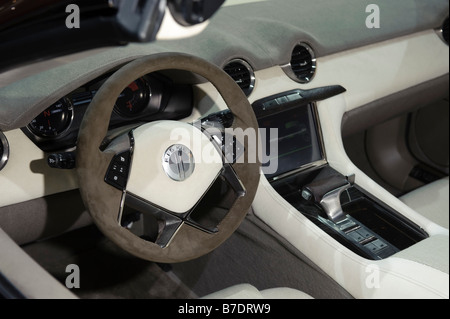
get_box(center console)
[251,88,428,260]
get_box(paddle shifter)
[301,168,355,223]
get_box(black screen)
[256,102,323,180]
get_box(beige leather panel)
[400,177,449,229]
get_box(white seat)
[201,284,314,299]
[400,177,449,229]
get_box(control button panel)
[333,216,398,259]
[105,151,131,190]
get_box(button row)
[346,225,389,254]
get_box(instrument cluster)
[22,72,193,152]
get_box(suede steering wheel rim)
[76,53,260,263]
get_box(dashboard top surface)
[0,0,448,132]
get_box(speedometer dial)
[114,78,151,117]
[28,98,74,138]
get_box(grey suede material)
[76,53,260,263]
[0,0,448,131]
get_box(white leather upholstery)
[202,284,314,299]
[400,177,449,229]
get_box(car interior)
[0,0,448,300]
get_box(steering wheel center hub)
[162,144,195,182]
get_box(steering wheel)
[76,53,260,263]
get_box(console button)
[348,230,364,242]
[276,96,288,105]
[262,99,278,110]
[364,242,379,253]
[286,92,302,102]
[357,227,373,239]
[372,239,388,250]
[337,219,357,231]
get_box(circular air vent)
[223,59,255,97]
[289,43,316,83]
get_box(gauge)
[28,98,74,138]
[114,78,151,117]
[0,131,9,171]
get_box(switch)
[357,227,373,239]
[286,92,301,102]
[106,171,127,189]
[262,99,278,110]
[372,239,388,250]
[348,230,364,242]
[111,163,127,175]
[276,96,288,105]
[364,242,379,253]
[337,219,357,231]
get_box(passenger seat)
[400,177,449,229]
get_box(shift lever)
[301,169,355,223]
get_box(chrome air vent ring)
[283,42,317,84]
[0,131,9,171]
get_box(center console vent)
[289,43,317,83]
[223,59,255,97]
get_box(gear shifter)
[301,168,355,223]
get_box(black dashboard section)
[22,72,193,152]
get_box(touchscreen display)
[257,103,323,180]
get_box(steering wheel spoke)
[120,192,184,248]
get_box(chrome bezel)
[26,97,75,140]
[282,42,317,84]
[268,102,327,182]
[223,58,256,97]
[0,131,9,171]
